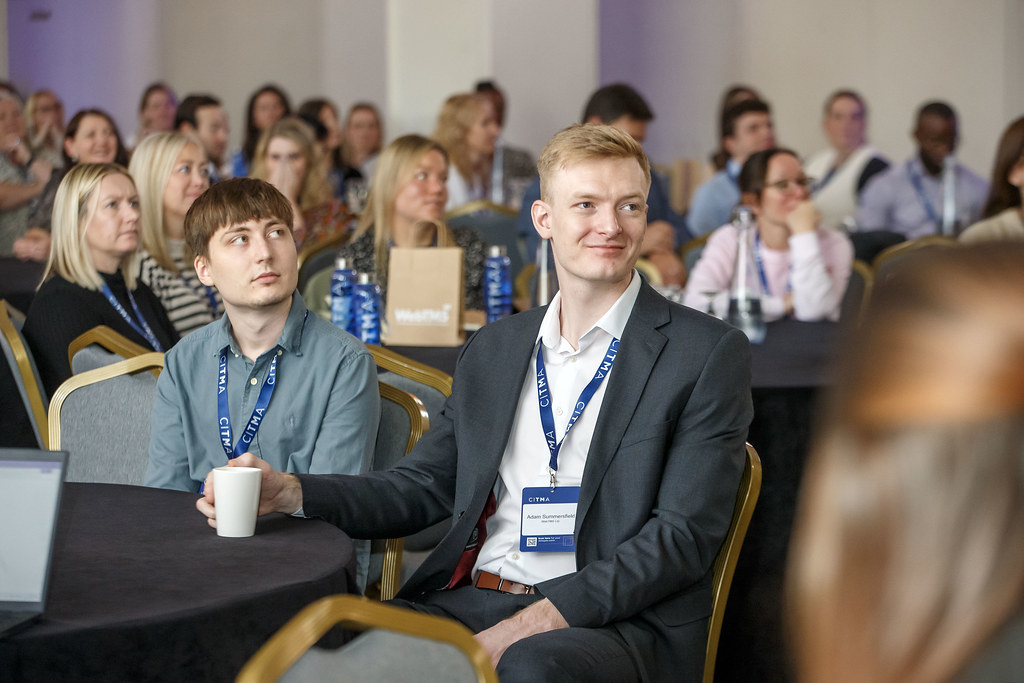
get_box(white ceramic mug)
[213,466,262,537]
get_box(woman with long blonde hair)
[787,243,1024,682]
[23,163,177,394]
[129,131,220,336]
[338,134,486,310]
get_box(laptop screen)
[0,450,67,610]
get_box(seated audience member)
[23,163,178,395]
[0,90,53,262]
[25,108,129,250]
[516,83,687,285]
[175,94,230,183]
[787,243,1024,683]
[684,148,853,321]
[131,82,178,149]
[960,115,1024,244]
[710,84,762,172]
[229,84,291,179]
[341,101,383,179]
[433,92,502,210]
[250,116,348,249]
[688,99,776,238]
[337,134,486,311]
[25,89,65,170]
[146,178,378,585]
[856,101,988,238]
[130,132,221,336]
[298,98,362,200]
[197,124,752,682]
[473,80,538,210]
[804,90,889,230]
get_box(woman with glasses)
[684,147,853,321]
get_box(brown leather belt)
[474,570,536,595]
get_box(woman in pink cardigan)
[684,148,853,321]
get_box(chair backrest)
[681,232,712,276]
[0,299,49,447]
[67,325,149,371]
[446,200,525,279]
[872,234,958,283]
[704,442,763,683]
[368,381,429,601]
[839,259,874,327]
[296,229,350,294]
[48,352,165,486]
[635,257,663,286]
[301,267,333,321]
[367,343,452,414]
[236,594,498,683]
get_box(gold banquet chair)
[67,324,151,374]
[236,594,497,683]
[367,382,430,601]
[704,442,762,683]
[367,345,454,567]
[48,352,165,486]
[872,234,958,284]
[0,299,48,447]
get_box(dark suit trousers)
[390,587,649,682]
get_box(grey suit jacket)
[300,281,753,678]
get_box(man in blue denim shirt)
[145,178,379,581]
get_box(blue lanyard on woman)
[217,349,278,460]
[99,283,164,352]
[535,337,618,490]
[753,231,791,298]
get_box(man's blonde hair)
[42,163,140,291]
[537,123,651,202]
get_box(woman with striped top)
[130,131,221,337]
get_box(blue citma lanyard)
[535,337,619,490]
[753,232,791,298]
[907,161,941,225]
[217,348,278,460]
[100,283,164,351]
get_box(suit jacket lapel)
[576,284,669,532]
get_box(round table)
[0,483,355,682]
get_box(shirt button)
[250,377,258,386]
[277,349,283,356]
[570,356,578,363]
[555,407,563,416]
[511,552,520,560]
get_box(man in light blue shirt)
[856,101,988,239]
[687,100,776,237]
[146,179,379,587]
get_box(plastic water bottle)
[329,257,355,332]
[725,206,767,344]
[352,273,383,344]
[484,245,513,323]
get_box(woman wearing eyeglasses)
[684,147,853,321]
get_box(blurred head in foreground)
[787,243,1024,683]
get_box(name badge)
[520,486,579,552]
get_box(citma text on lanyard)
[100,283,164,352]
[217,349,278,460]
[535,337,619,490]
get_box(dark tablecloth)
[0,483,355,682]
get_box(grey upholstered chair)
[48,353,164,486]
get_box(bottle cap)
[488,245,507,258]
[357,272,372,284]
[335,257,350,270]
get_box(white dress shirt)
[474,271,641,586]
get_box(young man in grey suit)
[198,124,752,682]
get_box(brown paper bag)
[383,247,465,346]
